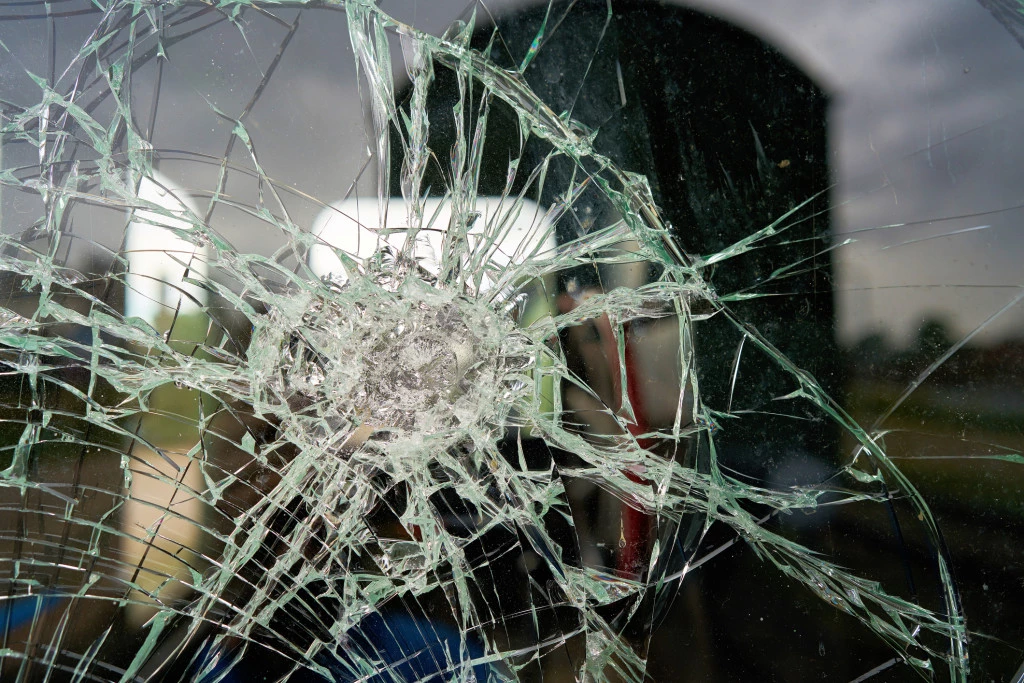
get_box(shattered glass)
[0,0,1022,680]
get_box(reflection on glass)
[0,1,1022,681]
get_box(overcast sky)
[684,0,1024,344]
[2,0,1023,345]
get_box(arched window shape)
[390,3,841,676]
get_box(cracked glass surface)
[0,0,1023,680]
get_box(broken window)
[0,0,1022,680]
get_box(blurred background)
[1,0,1023,680]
